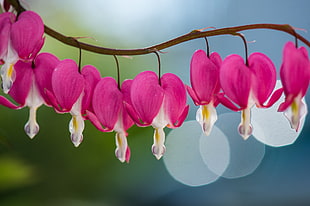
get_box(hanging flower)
[126,71,189,159]
[87,77,133,163]
[186,49,222,135]
[1,11,44,93]
[278,41,310,131]
[218,53,283,140]
[0,52,60,138]
[46,59,100,147]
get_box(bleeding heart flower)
[87,77,133,163]
[47,60,101,147]
[1,11,44,93]
[186,49,222,135]
[219,53,282,140]
[126,71,189,159]
[0,52,60,138]
[278,41,310,131]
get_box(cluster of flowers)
[0,10,309,163]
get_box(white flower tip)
[238,123,253,140]
[24,121,39,139]
[71,133,83,147]
[152,144,166,160]
[115,132,130,163]
[197,104,217,136]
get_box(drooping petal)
[69,113,85,147]
[81,65,101,113]
[283,96,308,131]
[8,60,33,106]
[33,52,60,106]
[130,71,164,125]
[10,11,44,60]
[24,106,40,139]
[69,94,85,147]
[220,54,252,109]
[249,52,277,106]
[152,127,166,160]
[23,79,44,139]
[238,107,253,140]
[196,104,217,136]
[115,132,130,163]
[52,59,84,112]
[92,77,122,131]
[160,73,188,127]
[190,50,221,104]
[280,41,310,98]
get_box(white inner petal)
[252,80,306,147]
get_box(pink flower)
[278,41,310,131]
[219,53,283,140]
[0,52,60,138]
[1,11,44,93]
[186,49,222,135]
[87,77,133,163]
[47,59,100,147]
[126,71,189,159]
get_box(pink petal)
[249,52,276,105]
[186,85,200,105]
[92,77,122,131]
[11,11,44,60]
[0,95,20,109]
[220,54,251,109]
[260,88,283,108]
[131,71,164,125]
[0,12,15,60]
[8,60,33,106]
[81,65,101,113]
[280,41,310,98]
[33,52,60,106]
[121,79,134,131]
[217,93,242,111]
[86,110,112,132]
[278,94,294,112]
[190,50,221,104]
[161,73,188,127]
[52,59,84,111]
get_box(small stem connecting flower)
[233,33,249,66]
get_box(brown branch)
[7,0,310,56]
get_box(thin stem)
[113,55,120,89]
[204,37,210,57]
[74,38,82,72]
[7,0,310,56]
[154,51,161,85]
[233,33,248,66]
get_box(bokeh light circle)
[216,113,265,179]
[163,120,221,187]
[199,126,230,176]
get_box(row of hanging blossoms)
[0,0,309,163]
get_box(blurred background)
[0,0,310,205]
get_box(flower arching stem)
[6,0,310,56]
